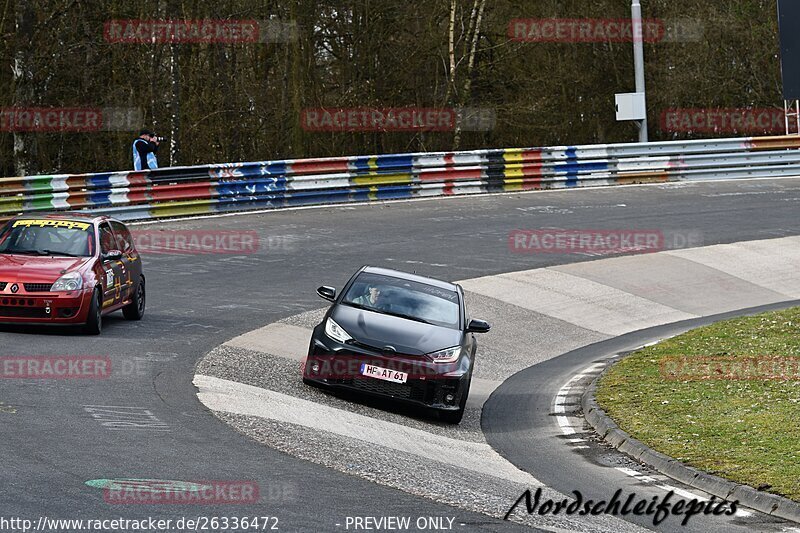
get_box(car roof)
[10,212,114,224]
[361,266,458,291]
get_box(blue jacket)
[132,138,158,171]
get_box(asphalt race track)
[3,178,800,532]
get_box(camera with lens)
[153,135,166,143]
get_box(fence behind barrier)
[2,135,800,221]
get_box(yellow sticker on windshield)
[12,219,91,231]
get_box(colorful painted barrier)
[1,135,800,221]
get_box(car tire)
[439,373,471,424]
[123,276,146,320]
[83,288,102,335]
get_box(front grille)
[23,283,53,293]
[345,377,428,402]
[349,377,412,399]
[0,297,36,306]
[0,282,6,291]
[0,306,49,318]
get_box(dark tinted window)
[110,221,134,253]
[99,223,116,254]
[342,272,460,329]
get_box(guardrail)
[2,135,800,221]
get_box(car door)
[98,222,125,309]
[110,221,137,303]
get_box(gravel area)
[198,344,485,443]
[461,292,610,381]
[215,412,644,533]
[279,307,328,329]
[194,291,639,533]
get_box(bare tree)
[12,0,38,176]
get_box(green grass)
[595,307,800,501]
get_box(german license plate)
[360,364,408,384]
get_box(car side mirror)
[103,250,123,261]
[466,319,491,333]
[317,286,336,302]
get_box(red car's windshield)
[0,219,95,257]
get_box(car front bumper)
[302,326,471,412]
[0,288,92,325]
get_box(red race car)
[0,213,145,334]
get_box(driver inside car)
[351,285,383,309]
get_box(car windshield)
[0,219,94,257]
[342,272,460,329]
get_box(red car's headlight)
[51,272,83,292]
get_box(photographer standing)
[132,129,161,171]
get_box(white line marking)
[556,416,576,435]
[616,467,657,483]
[559,368,755,519]
[554,362,606,437]
[196,375,537,484]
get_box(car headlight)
[428,346,462,364]
[325,317,352,343]
[50,272,83,292]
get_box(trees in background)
[0,0,783,176]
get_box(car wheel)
[83,288,102,335]
[123,276,146,320]
[439,373,471,424]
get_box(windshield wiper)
[41,249,81,257]
[380,310,434,325]
[341,301,374,312]
[1,249,47,255]
[342,301,435,325]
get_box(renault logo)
[10,284,19,294]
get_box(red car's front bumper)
[0,287,92,325]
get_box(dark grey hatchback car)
[302,266,490,423]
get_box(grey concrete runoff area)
[196,234,800,533]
